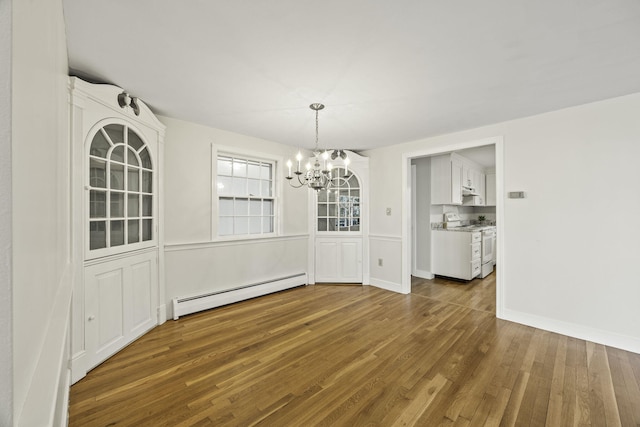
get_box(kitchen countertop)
[439,225,496,232]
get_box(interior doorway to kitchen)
[401,136,504,318]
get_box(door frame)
[401,136,505,318]
[308,150,370,284]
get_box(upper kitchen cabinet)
[431,153,463,205]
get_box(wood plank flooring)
[69,274,640,426]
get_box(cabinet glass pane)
[104,124,124,144]
[219,198,234,216]
[127,128,144,151]
[219,217,233,236]
[111,193,124,217]
[89,158,107,188]
[217,157,232,176]
[142,170,152,193]
[249,217,261,234]
[128,219,140,243]
[111,145,125,163]
[127,168,140,191]
[234,217,248,234]
[110,220,125,246]
[127,194,139,216]
[139,147,152,169]
[90,190,106,218]
[90,131,111,158]
[142,195,152,216]
[89,221,106,250]
[142,219,152,241]
[126,147,139,166]
[110,163,124,190]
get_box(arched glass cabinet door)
[88,123,155,256]
[316,167,361,232]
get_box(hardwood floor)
[69,275,640,426]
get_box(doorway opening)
[401,136,504,318]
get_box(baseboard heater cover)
[172,273,307,320]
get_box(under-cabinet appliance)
[480,228,496,278]
[462,195,483,206]
[461,185,480,196]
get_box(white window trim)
[211,144,284,241]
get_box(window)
[317,167,360,232]
[88,123,154,253]
[217,154,274,237]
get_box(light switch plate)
[508,191,526,199]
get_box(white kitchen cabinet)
[485,173,496,206]
[431,154,463,205]
[432,230,482,280]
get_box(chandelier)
[285,103,350,191]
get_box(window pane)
[348,174,359,187]
[90,191,106,218]
[232,159,247,177]
[142,219,153,241]
[128,168,140,191]
[104,124,124,144]
[142,195,152,216]
[249,217,261,234]
[261,180,271,197]
[353,204,360,218]
[90,158,107,188]
[248,179,260,196]
[139,147,152,169]
[318,190,327,202]
[328,204,337,217]
[234,198,248,215]
[234,217,248,234]
[318,218,327,231]
[219,217,233,236]
[111,220,125,246]
[128,194,139,217]
[142,170,152,193]
[328,219,337,231]
[127,128,144,151]
[111,145,125,163]
[128,219,140,244]
[217,157,232,176]
[89,221,106,250]
[111,193,124,217]
[263,200,273,215]
[90,131,111,158]
[110,163,124,190]
[217,176,232,196]
[249,199,262,216]
[127,147,139,166]
[260,164,271,180]
[219,198,234,216]
[318,203,327,216]
[263,217,273,233]
[328,190,337,202]
[247,161,261,179]
[232,177,246,195]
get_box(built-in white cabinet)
[485,173,496,206]
[431,154,463,205]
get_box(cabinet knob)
[88,315,95,322]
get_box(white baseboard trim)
[413,269,435,280]
[71,351,87,384]
[369,277,404,294]
[157,304,167,325]
[500,308,640,354]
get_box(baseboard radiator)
[172,273,307,320]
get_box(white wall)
[365,92,640,353]
[412,157,432,275]
[11,0,72,424]
[160,116,309,313]
[0,0,13,425]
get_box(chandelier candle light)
[285,103,351,191]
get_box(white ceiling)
[63,1,640,151]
